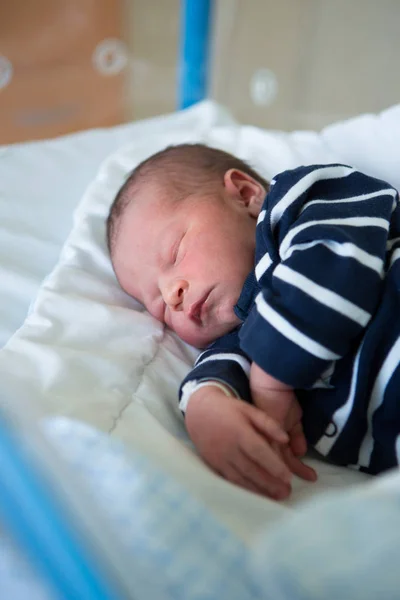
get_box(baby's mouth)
[188,291,211,325]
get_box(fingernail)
[283,471,292,484]
[271,489,282,500]
[274,485,290,500]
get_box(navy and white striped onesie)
[179,164,400,475]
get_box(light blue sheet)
[1,417,400,599]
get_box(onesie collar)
[234,270,259,321]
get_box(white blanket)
[0,117,171,348]
[4,416,400,600]
[1,101,399,540]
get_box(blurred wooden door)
[0,0,126,144]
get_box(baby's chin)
[175,322,237,349]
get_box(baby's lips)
[187,301,202,324]
[187,290,211,324]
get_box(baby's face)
[113,180,260,348]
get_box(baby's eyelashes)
[171,238,181,265]
[171,233,185,266]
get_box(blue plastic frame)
[0,416,129,600]
[178,0,214,109]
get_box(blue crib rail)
[0,412,132,600]
[178,0,214,109]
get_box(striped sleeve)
[179,328,252,414]
[240,164,399,388]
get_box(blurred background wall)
[0,0,399,144]
[212,0,400,130]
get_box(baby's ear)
[224,169,266,218]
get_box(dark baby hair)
[106,143,269,256]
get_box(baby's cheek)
[165,313,185,338]
[173,323,209,348]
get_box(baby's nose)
[162,280,188,310]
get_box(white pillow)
[0,113,196,348]
[2,101,398,538]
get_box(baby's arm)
[179,330,314,497]
[250,362,317,482]
[240,165,398,390]
[185,382,292,499]
[180,331,296,498]
[179,328,253,412]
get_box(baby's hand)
[250,362,317,483]
[185,385,293,500]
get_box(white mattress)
[1,101,399,542]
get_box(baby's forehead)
[123,180,167,215]
[119,183,177,236]
[122,171,221,236]
[128,182,187,221]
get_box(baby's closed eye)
[171,233,185,266]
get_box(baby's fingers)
[289,422,308,457]
[223,464,266,496]
[282,446,317,482]
[228,454,291,500]
[239,427,292,484]
[247,405,289,444]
